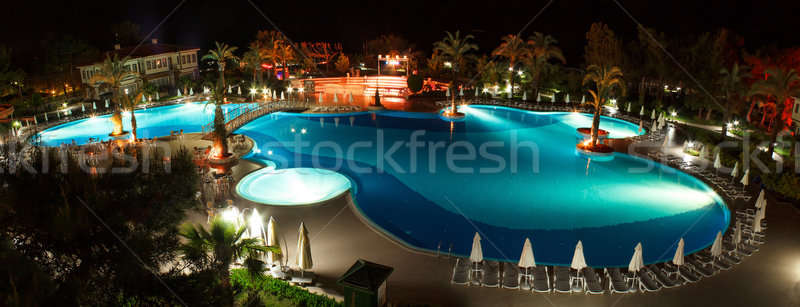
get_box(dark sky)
[4,0,800,67]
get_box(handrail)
[201,100,309,137]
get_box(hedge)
[230,269,342,307]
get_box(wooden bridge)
[201,100,309,139]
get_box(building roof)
[78,41,199,67]
[337,259,393,292]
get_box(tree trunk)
[746,98,756,123]
[697,108,703,119]
[705,108,713,121]
[591,100,602,146]
[214,105,228,157]
[131,112,137,141]
[283,60,289,80]
[768,97,787,157]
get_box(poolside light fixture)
[291,128,296,133]
[301,128,307,134]
[250,88,257,94]
[267,150,273,155]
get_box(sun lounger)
[501,262,520,289]
[451,257,470,285]
[605,268,631,294]
[482,261,500,287]
[714,256,734,270]
[723,251,742,264]
[687,258,715,277]
[532,266,550,293]
[638,269,662,292]
[678,265,701,283]
[646,265,681,288]
[583,268,604,294]
[553,266,572,293]
[470,260,484,286]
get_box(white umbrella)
[296,222,313,271]
[189,88,194,96]
[142,93,146,103]
[93,102,97,110]
[272,91,277,100]
[758,199,767,221]
[570,240,587,270]
[522,91,527,101]
[537,93,541,102]
[507,90,512,99]
[459,87,464,96]
[628,242,644,273]
[34,116,37,125]
[518,238,536,268]
[565,93,570,103]
[753,211,763,233]
[700,146,709,159]
[267,216,281,265]
[470,232,483,263]
[740,169,750,187]
[44,113,48,121]
[734,221,742,246]
[651,109,656,120]
[105,99,109,108]
[755,189,765,208]
[474,88,479,96]
[446,88,451,97]
[662,134,670,148]
[228,85,232,94]
[731,161,740,178]
[710,231,723,258]
[280,91,285,100]
[237,86,242,96]
[640,105,645,116]
[672,238,685,266]
[348,92,354,103]
[333,93,338,103]
[581,95,585,104]
[651,121,658,133]
[713,152,722,170]
[81,104,85,112]
[627,102,631,113]
[156,92,160,100]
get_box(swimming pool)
[37,102,256,146]
[236,105,729,267]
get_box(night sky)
[4,0,800,66]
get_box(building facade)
[78,39,200,100]
[792,97,800,134]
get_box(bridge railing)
[201,100,310,136]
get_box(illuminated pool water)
[37,103,256,146]
[236,167,351,205]
[236,105,729,267]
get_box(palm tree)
[203,42,239,94]
[241,48,262,87]
[275,41,295,80]
[89,54,136,136]
[493,34,529,97]
[718,63,750,139]
[433,31,478,113]
[583,64,625,146]
[527,32,566,99]
[205,81,229,158]
[179,218,279,290]
[748,67,800,156]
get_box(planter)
[577,127,609,140]
[108,131,130,140]
[207,152,239,167]
[575,142,615,161]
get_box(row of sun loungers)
[309,105,361,113]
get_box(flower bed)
[231,269,341,307]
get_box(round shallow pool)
[236,105,729,267]
[236,168,351,206]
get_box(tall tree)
[493,34,529,97]
[203,42,239,94]
[89,54,136,136]
[241,48,262,87]
[584,22,623,67]
[433,31,478,112]
[583,64,625,146]
[748,67,800,156]
[526,32,566,99]
[718,63,750,139]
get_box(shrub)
[407,75,423,93]
[230,269,341,307]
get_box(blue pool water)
[37,103,256,146]
[237,105,729,267]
